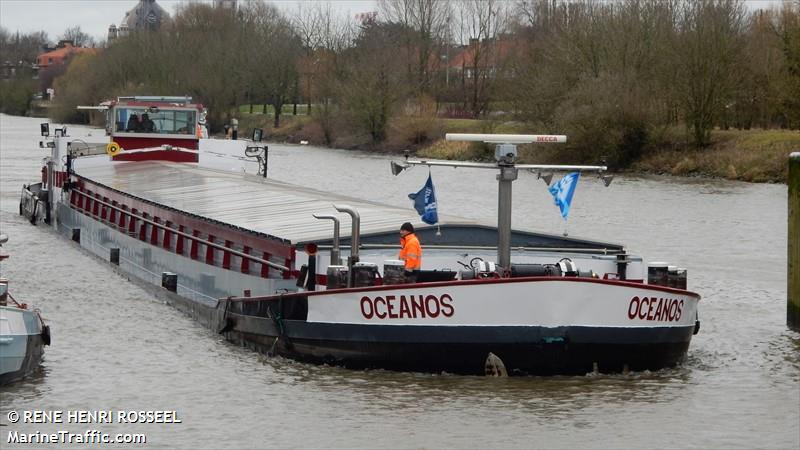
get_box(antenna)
[392,133,608,270]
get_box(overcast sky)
[0,0,379,43]
[0,0,786,44]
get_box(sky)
[0,0,379,43]
[0,0,788,44]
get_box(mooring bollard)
[789,152,800,331]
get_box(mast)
[392,133,608,270]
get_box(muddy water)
[1,114,797,449]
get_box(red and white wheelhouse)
[105,96,205,163]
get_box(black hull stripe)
[231,332,691,375]
[223,318,694,375]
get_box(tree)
[340,20,406,144]
[242,1,302,128]
[728,9,785,129]
[379,0,450,96]
[59,26,95,47]
[293,2,324,113]
[0,27,49,64]
[671,0,746,147]
[454,0,508,117]
[306,4,354,145]
[51,52,103,122]
[170,2,248,130]
[775,2,800,128]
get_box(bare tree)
[340,21,406,144]
[59,26,95,47]
[672,0,746,146]
[725,9,785,129]
[311,6,354,145]
[775,1,800,128]
[242,1,302,128]
[0,28,49,64]
[454,0,508,117]
[170,2,248,130]
[379,0,450,96]
[293,2,324,113]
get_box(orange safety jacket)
[399,233,422,270]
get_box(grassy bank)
[417,126,799,183]
[234,112,798,183]
[630,129,800,183]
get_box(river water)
[0,114,797,449]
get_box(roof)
[36,44,98,67]
[448,39,518,70]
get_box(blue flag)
[408,173,438,225]
[548,172,580,220]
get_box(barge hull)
[227,323,693,375]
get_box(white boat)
[0,235,50,385]
[20,100,700,375]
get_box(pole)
[789,152,800,331]
[312,214,341,266]
[334,205,360,287]
[497,165,517,269]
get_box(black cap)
[401,222,414,233]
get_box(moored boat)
[0,235,50,385]
[20,98,700,375]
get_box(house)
[447,38,518,80]
[35,40,98,72]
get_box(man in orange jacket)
[399,222,422,282]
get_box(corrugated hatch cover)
[75,161,481,244]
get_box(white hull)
[308,277,698,328]
[0,305,46,384]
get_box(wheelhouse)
[108,96,203,140]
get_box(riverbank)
[630,129,799,183]
[241,113,798,184]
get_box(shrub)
[0,76,37,116]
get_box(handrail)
[314,243,620,254]
[71,189,290,272]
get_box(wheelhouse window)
[114,107,197,135]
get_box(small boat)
[20,97,700,375]
[0,234,50,385]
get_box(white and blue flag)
[548,172,580,220]
[409,173,439,225]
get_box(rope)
[5,292,24,308]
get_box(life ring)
[106,142,122,156]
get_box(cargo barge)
[20,96,700,375]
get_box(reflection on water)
[0,114,797,449]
